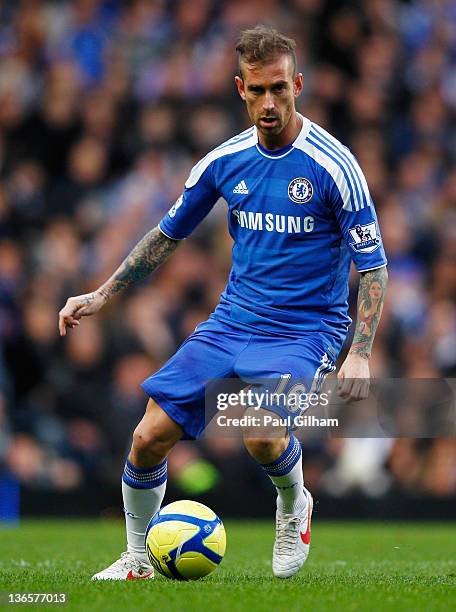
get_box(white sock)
[260,436,307,514]
[122,458,167,562]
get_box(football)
[145,500,226,580]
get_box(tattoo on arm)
[98,226,179,301]
[350,266,388,358]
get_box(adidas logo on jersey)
[233,180,249,194]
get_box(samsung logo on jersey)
[232,210,315,233]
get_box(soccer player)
[59,26,388,580]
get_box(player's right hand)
[58,290,106,336]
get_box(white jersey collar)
[254,113,312,159]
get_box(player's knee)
[131,425,172,461]
[243,436,287,463]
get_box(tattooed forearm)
[98,226,179,301]
[349,266,388,359]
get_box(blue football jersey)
[159,114,387,345]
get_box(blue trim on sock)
[261,436,301,477]
[122,458,168,489]
[125,458,166,474]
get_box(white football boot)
[91,551,154,581]
[272,487,313,578]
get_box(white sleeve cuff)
[158,224,184,241]
[357,263,388,273]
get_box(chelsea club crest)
[288,177,313,204]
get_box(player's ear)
[235,75,246,101]
[294,72,303,97]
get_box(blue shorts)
[141,318,342,439]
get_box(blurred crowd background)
[1,0,456,516]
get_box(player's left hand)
[337,353,370,401]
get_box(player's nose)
[262,92,275,113]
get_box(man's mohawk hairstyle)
[236,25,297,77]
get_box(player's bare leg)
[243,409,312,579]
[92,399,183,581]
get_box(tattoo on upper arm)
[350,266,388,358]
[99,227,179,300]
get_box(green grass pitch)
[1,520,455,611]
